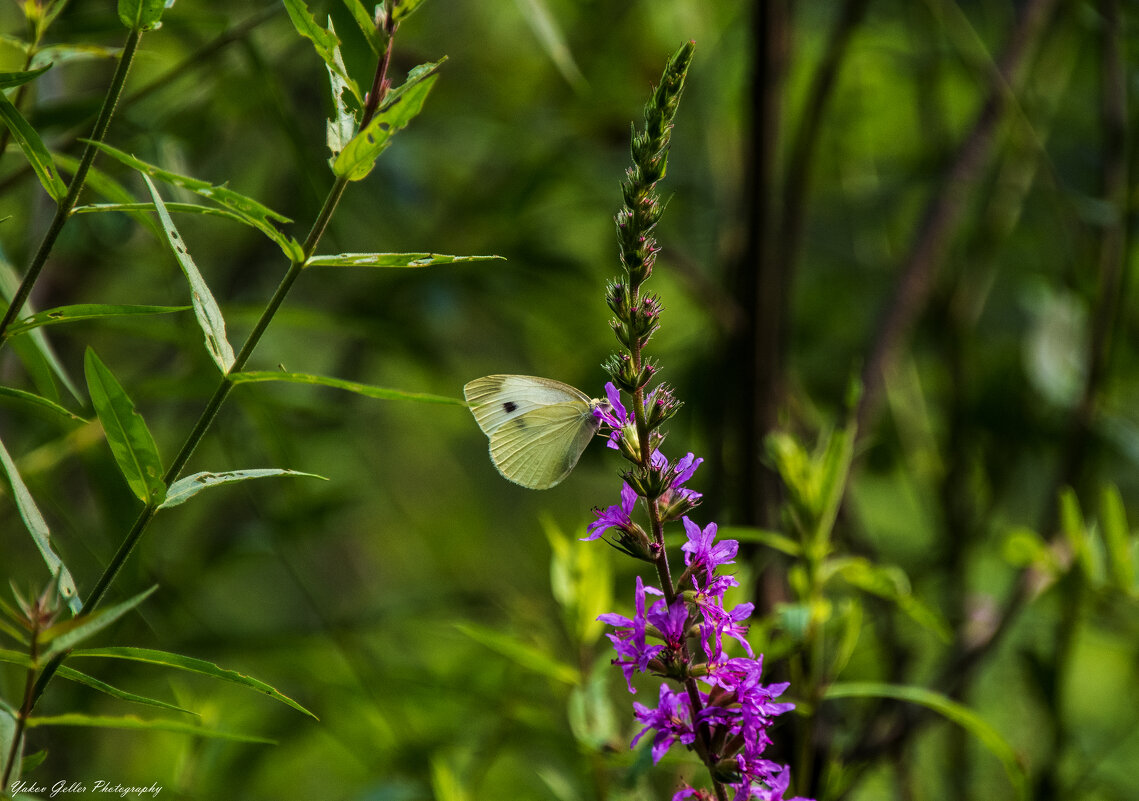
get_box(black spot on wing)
[503,401,518,413]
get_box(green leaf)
[84,348,166,505]
[392,0,428,22]
[824,682,1027,799]
[341,0,384,55]
[0,434,82,614]
[0,386,85,423]
[455,622,580,686]
[6,304,190,337]
[332,59,444,181]
[39,586,157,663]
[0,65,50,89]
[282,0,362,104]
[31,44,121,70]
[87,142,303,261]
[26,713,272,744]
[69,646,318,719]
[825,557,951,642]
[142,175,236,374]
[0,258,82,402]
[55,664,196,716]
[1059,487,1101,581]
[230,370,466,405]
[0,705,19,787]
[159,469,327,510]
[74,201,257,228]
[117,0,168,30]
[717,526,803,557]
[516,0,586,92]
[544,515,611,646]
[55,152,164,240]
[1098,483,1135,591]
[306,252,503,268]
[325,19,359,164]
[0,89,67,201]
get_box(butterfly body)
[464,375,603,489]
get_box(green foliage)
[0,2,1137,800]
[83,348,166,506]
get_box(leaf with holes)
[332,59,444,181]
[143,175,235,373]
[0,90,66,202]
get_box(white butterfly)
[464,375,605,489]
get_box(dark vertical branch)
[856,0,1060,430]
[779,0,872,276]
[728,0,790,530]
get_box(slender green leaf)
[717,526,803,557]
[118,0,168,30]
[455,622,580,685]
[1098,483,1135,591]
[0,91,66,201]
[0,705,19,787]
[0,65,50,89]
[0,386,84,423]
[333,59,444,181]
[32,44,120,70]
[55,664,196,716]
[825,557,951,642]
[306,252,503,268]
[341,0,383,54]
[74,201,255,228]
[0,258,82,402]
[7,304,190,337]
[87,142,303,261]
[516,0,586,92]
[56,152,163,239]
[325,19,359,164]
[814,413,857,549]
[230,370,465,406]
[160,469,327,510]
[19,748,46,775]
[1059,487,1101,581]
[70,646,318,719]
[0,435,81,614]
[282,0,362,104]
[84,348,166,505]
[392,0,428,22]
[825,682,1027,799]
[39,586,157,663]
[26,713,272,743]
[142,175,235,373]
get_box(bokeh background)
[2,1,1138,799]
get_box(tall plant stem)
[30,7,401,707]
[0,28,143,345]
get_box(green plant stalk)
[0,28,143,345]
[30,7,401,706]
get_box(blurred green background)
[2,1,1138,799]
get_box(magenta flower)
[681,517,738,585]
[631,683,696,763]
[585,482,639,541]
[597,576,663,692]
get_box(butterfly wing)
[464,375,591,436]
[487,401,601,489]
